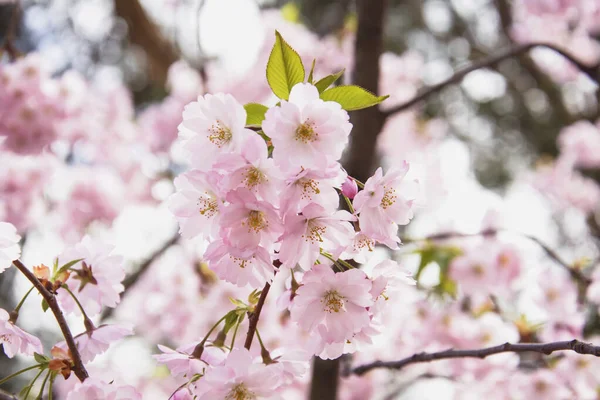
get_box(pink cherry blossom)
[341,176,358,200]
[557,120,600,168]
[204,239,275,287]
[194,348,282,399]
[219,188,283,252]
[178,93,251,171]
[262,83,352,170]
[56,236,125,317]
[0,308,43,358]
[279,164,345,216]
[66,377,142,400]
[339,232,377,264]
[290,264,373,346]
[368,259,415,315]
[352,164,418,249]
[278,204,355,271]
[154,342,227,378]
[55,324,133,364]
[214,134,282,203]
[0,221,20,273]
[169,169,223,241]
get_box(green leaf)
[414,245,462,282]
[244,103,269,127]
[307,59,316,84]
[228,297,246,308]
[41,299,49,313]
[266,31,305,100]
[57,258,84,273]
[320,85,389,111]
[314,69,345,93]
[222,310,239,334]
[34,352,49,365]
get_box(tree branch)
[11,260,88,382]
[349,339,600,376]
[404,228,591,285]
[383,42,600,118]
[244,280,272,350]
[343,0,387,182]
[100,233,179,321]
[113,0,179,87]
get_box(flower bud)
[341,176,358,199]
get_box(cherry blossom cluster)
[0,222,139,398]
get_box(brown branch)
[1,2,21,60]
[100,233,179,321]
[404,228,591,285]
[383,42,600,118]
[11,260,88,382]
[114,0,179,87]
[343,0,387,182]
[349,339,600,376]
[244,281,271,350]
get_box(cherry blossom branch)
[383,42,600,118]
[101,233,179,321]
[243,281,271,350]
[348,339,600,376]
[404,228,591,285]
[1,1,21,60]
[11,260,88,382]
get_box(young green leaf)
[34,352,49,365]
[320,85,389,111]
[57,258,84,274]
[244,103,269,127]
[307,59,316,84]
[266,31,305,100]
[314,69,344,93]
[222,310,240,334]
[41,299,49,313]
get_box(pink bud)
[341,176,358,199]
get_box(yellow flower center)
[298,178,320,199]
[380,186,397,210]
[322,290,346,313]
[198,195,218,218]
[295,121,318,143]
[245,210,268,233]
[226,383,256,400]
[244,167,266,189]
[208,120,232,147]
[354,236,375,252]
[303,221,326,244]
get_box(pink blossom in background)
[557,120,600,168]
[0,308,43,358]
[55,324,133,364]
[0,221,20,273]
[56,236,125,317]
[65,377,142,400]
[154,342,227,378]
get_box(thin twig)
[404,228,591,285]
[349,339,600,376]
[11,260,88,382]
[243,281,271,350]
[100,233,179,321]
[382,42,599,118]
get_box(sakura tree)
[1,1,600,399]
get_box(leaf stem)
[0,364,42,386]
